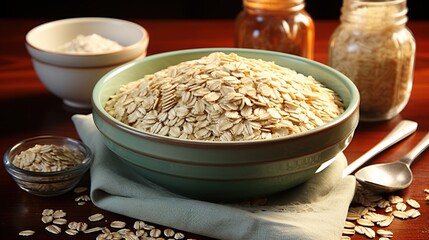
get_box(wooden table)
[1,19,428,239]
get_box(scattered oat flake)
[392,210,409,219]
[385,206,393,213]
[53,218,67,225]
[388,195,403,204]
[344,221,355,229]
[83,227,103,234]
[347,183,425,240]
[406,199,420,208]
[45,224,61,234]
[110,220,126,229]
[88,213,104,222]
[406,209,421,218]
[357,218,374,227]
[19,230,35,236]
[65,229,79,236]
[52,209,66,218]
[396,202,407,211]
[42,208,54,216]
[377,229,393,238]
[174,232,185,239]
[355,225,375,238]
[377,215,394,227]
[41,215,53,223]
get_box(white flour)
[58,33,123,54]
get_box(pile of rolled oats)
[342,183,423,239]
[105,52,344,141]
[12,144,85,172]
[18,186,190,240]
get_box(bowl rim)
[92,47,360,147]
[3,135,94,178]
[25,17,149,57]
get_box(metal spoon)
[343,120,418,176]
[355,132,429,193]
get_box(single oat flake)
[18,230,35,236]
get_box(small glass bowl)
[3,135,93,197]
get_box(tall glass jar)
[329,0,416,122]
[235,0,314,59]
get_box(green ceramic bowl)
[92,48,360,202]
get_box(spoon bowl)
[355,161,413,192]
[355,132,429,193]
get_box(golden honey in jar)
[329,0,416,121]
[235,0,314,59]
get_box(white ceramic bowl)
[26,17,149,108]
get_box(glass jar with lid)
[235,0,314,59]
[329,0,416,122]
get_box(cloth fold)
[72,114,356,240]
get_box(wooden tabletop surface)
[0,19,428,239]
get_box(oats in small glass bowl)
[3,135,93,197]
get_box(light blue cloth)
[72,114,356,240]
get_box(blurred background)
[1,0,426,20]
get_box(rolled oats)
[406,198,421,208]
[42,208,54,216]
[376,229,393,238]
[395,202,407,211]
[149,228,162,237]
[392,210,409,219]
[346,183,425,239]
[41,215,53,223]
[344,221,355,229]
[11,144,85,172]
[105,52,344,141]
[53,218,67,225]
[110,220,126,229]
[52,209,66,218]
[342,228,355,235]
[355,225,375,238]
[45,224,61,234]
[357,218,374,227]
[19,230,35,236]
[174,232,185,239]
[377,215,394,227]
[65,229,79,236]
[83,227,103,234]
[133,220,146,230]
[164,228,175,237]
[406,208,421,218]
[88,213,105,222]
[388,195,403,204]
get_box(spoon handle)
[343,120,418,176]
[400,132,429,166]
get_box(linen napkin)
[72,114,356,240]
